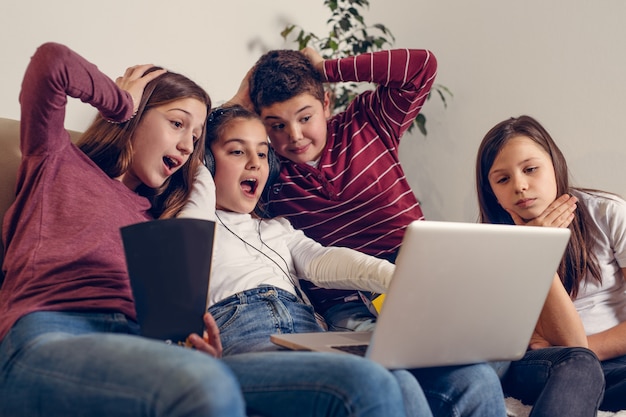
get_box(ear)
[322,91,332,119]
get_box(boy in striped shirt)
[245,47,437,332]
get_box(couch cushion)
[0,118,23,229]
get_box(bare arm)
[507,194,585,349]
[530,274,587,349]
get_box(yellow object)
[371,294,386,313]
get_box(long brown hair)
[475,115,601,298]
[77,68,211,219]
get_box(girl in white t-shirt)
[476,114,625,413]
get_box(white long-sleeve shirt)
[179,165,394,307]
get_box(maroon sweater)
[0,43,151,341]
[264,49,437,311]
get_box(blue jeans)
[324,300,377,332]
[500,347,605,417]
[209,286,325,355]
[228,351,419,417]
[0,311,244,417]
[601,353,626,411]
[210,286,507,417]
[0,310,409,417]
[410,364,506,417]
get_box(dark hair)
[249,50,325,114]
[77,68,211,219]
[475,115,601,297]
[205,105,261,150]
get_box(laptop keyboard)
[331,344,368,356]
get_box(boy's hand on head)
[225,68,255,112]
[506,194,577,228]
[301,47,326,77]
[187,313,223,358]
[115,64,167,114]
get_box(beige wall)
[2,0,625,221]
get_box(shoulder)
[574,189,626,215]
[178,164,216,221]
[574,189,626,244]
[261,216,310,243]
[267,216,297,232]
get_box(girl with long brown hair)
[477,114,626,414]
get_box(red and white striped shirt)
[263,49,437,310]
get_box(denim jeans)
[211,286,417,416]
[210,286,508,417]
[306,294,508,417]
[601,353,626,411]
[324,300,377,332]
[227,350,418,417]
[0,311,245,417]
[410,364,507,417]
[0,310,410,417]
[500,346,605,417]
[209,286,325,356]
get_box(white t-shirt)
[572,190,626,335]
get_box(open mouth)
[240,179,258,195]
[163,156,179,170]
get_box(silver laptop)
[271,220,570,369]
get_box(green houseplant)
[281,0,451,136]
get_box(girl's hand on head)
[301,47,326,78]
[506,194,577,228]
[187,313,223,358]
[115,64,167,114]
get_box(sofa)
[2,117,624,417]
